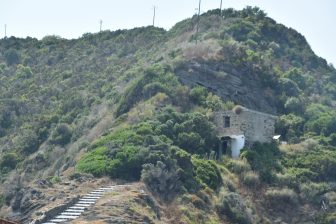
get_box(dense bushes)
[78,107,222,193]
[141,161,181,201]
[4,49,20,65]
[192,157,222,190]
[14,128,39,154]
[218,191,253,224]
[283,149,336,182]
[116,65,180,116]
[241,142,281,183]
[0,152,19,172]
[50,123,73,146]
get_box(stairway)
[42,185,128,224]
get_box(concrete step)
[82,196,100,199]
[56,214,79,219]
[61,212,83,216]
[65,208,85,212]
[78,200,96,203]
[69,206,86,210]
[79,198,97,202]
[87,193,103,196]
[90,191,105,193]
[74,203,92,207]
[92,189,105,191]
[50,218,68,222]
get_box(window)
[224,116,230,128]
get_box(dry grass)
[280,138,318,155]
[182,39,221,61]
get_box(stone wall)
[214,107,277,145]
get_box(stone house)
[214,106,277,158]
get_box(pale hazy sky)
[0,0,335,65]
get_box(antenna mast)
[195,0,201,44]
[100,20,102,32]
[5,24,7,38]
[153,6,156,26]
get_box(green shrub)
[77,146,110,176]
[315,212,336,224]
[171,147,199,191]
[192,157,222,190]
[283,149,336,181]
[50,123,73,145]
[50,176,61,184]
[15,64,33,79]
[14,128,39,154]
[177,132,204,153]
[0,152,19,171]
[217,191,253,224]
[141,161,180,201]
[0,194,4,208]
[190,86,208,105]
[241,142,281,183]
[299,182,330,203]
[4,49,20,65]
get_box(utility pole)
[100,19,102,32]
[195,0,201,44]
[152,6,156,26]
[220,0,223,16]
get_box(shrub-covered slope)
[1,7,336,223]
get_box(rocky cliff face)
[175,60,278,114]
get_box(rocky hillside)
[1,7,336,223]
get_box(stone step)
[77,200,95,204]
[90,191,105,193]
[79,198,97,202]
[50,218,68,222]
[56,214,79,219]
[65,208,85,212]
[83,196,100,199]
[87,193,103,196]
[42,222,57,224]
[92,189,105,191]
[74,203,92,207]
[69,206,86,210]
[61,212,83,216]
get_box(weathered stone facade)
[214,107,277,146]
